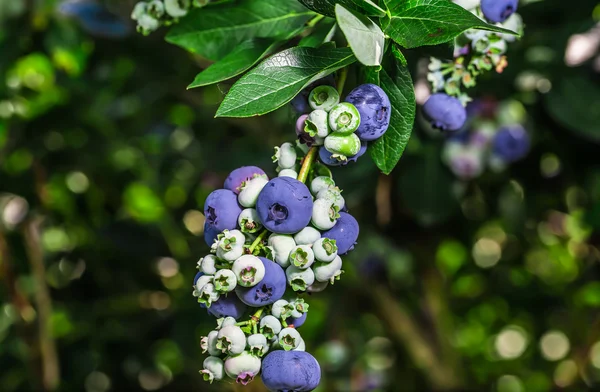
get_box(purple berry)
[343,141,367,165]
[204,222,220,247]
[256,177,313,234]
[345,84,391,141]
[481,0,518,23]
[235,257,286,306]
[224,166,268,194]
[321,212,359,255]
[289,312,307,328]
[492,125,530,163]
[296,114,319,146]
[203,189,243,233]
[319,147,343,167]
[206,294,248,319]
[261,350,321,392]
[423,93,467,132]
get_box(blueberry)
[308,85,340,112]
[207,295,248,319]
[345,84,391,141]
[203,222,220,247]
[310,176,336,195]
[492,125,530,163]
[261,350,321,392]
[291,76,336,114]
[313,255,343,283]
[224,166,268,194]
[204,189,243,233]
[481,0,518,23]
[321,212,359,255]
[59,0,130,38]
[343,141,368,165]
[256,177,313,234]
[214,269,237,293]
[201,330,221,356]
[422,93,467,132]
[224,351,262,385]
[305,110,330,138]
[164,0,190,18]
[235,257,286,306]
[328,103,361,135]
[286,265,315,292]
[324,133,361,158]
[260,315,282,339]
[289,312,307,328]
[232,255,265,287]
[293,227,321,245]
[278,327,302,351]
[318,147,344,167]
[268,233,296,268]
[200,356,224,384]
[296,114,322,146]
[247,333,270,357]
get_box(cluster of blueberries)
[292,82,392,166]
[440,100,530,179]
[131,0,202,35]
[195,156,359,389]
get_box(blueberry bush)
[1,0,600,391]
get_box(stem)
[248,229,268,253]
[297,146,318,184]
[236,321,250,326]
[307,14,324,28]
[337,67,348,96]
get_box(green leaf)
[544,75,600,143]
[383,0,518,48]
[166,0,313,61]
[297,0,386,18]
[299,19,337,48]
[368,48,415,174]
[335,4,385,66]
[216,46,356,118]
[187,39,276,88]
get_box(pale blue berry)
[218,316,238,329]
[279,327,302,351]
[278,169,298,178]
[286,265,315,292]
[213,269,237,293]
[259,315,282,339]
[216,325,246,355]
[289,245,315,269]
[307,281,329,293]
[131,2,147,20]
[201,330,220,356]
[201,356,224,384]
[311,198,339,230]
[164,0,189,18]
[310,176,335,195]
[313,255,343,283]
[238,208,262,234]
[273,142,297,169]
[293,338,306,352]
[216,230,245,262]
[316,186,345,210]
[292,298,309,314]
[271,299,294,320]
[267,234,296,268]
[305,109,330,138]
[309,85,340,111]
[293,226,321,245]
[247,333,269,357]
[232,255,265,287]
[193,275,213,297]
[224,351,262,385]
[312,237,338,262]
[198,254,217,275]
[238,177,268,208]
[198,283,220,307]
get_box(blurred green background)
[1,0,600,391]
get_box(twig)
[23,218,60,391]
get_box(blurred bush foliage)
[0,0,600,391]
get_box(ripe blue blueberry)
[492,125,530,163]
[206,294,248,319]
[224,166,268,194]
[345,84,391,141]
[261,350,321,392]
[481,0,518,23]
[235,257,286,306]
[204,222,220,247]
[318,147,344,167]
[321,212,359,255]
[256,177,313,234]
[204,189,243,233]
[289,312,307,328]
[423,93,467,132]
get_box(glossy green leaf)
[335,4,385,66]
[383,0,518,48]
[216,46,356,118]
[166,0,313,61]
[297,0,387,18]
[187,39,276,88]
[299,19,337,48]
[368,47,415,174]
